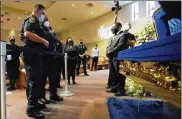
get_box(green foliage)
[125,78,144,96]
[135,22,157,46]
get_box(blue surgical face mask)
[38,15,45,23]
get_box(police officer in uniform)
[64,37,78,85]
[105,11,129,96]
[22,4,49,118]
[55,40,65,88]
[6,36,20,91]
[39,16,63,104]
[76,40,89,76]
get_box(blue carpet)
[107,98,181,119]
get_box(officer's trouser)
[41,55,57,98]
[7,61,20,88]
[56,57,64,86]
[68,58,77,83]
[60,58,65,79]
[23,52,43,113]
[107,57,126,91]
[77,56,87,75]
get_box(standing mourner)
[105,11,130,96]
[91,44,99,71]
[6,36,20,91]
[76,40,89,76]
[21,4,49,118]
[63,37,79,85]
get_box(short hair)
[9,36,15,41]
[115,22,122,28]
[34,4,45,11]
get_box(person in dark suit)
[105,11,129,96]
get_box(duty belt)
[6,44,64,57]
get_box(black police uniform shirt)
[77,44,87,55]
[23,15,44,49]
[20,15,31,46]
[64,44,78,59]
[6,44,20,70]
[41,25,57,51]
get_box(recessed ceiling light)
[51,18,52,20]
[72,4,75,6]
[18,17,20,19]
[86,3,94,8]
[58,26,61,29]
[62,18,67,20]
[25,12,27,14]
[105,6,107,7]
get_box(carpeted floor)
[6,70,181,119]
[107,98,181,119]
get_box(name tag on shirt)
[7,55,12,61]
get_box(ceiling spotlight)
[51,18,52,20]
[105,5,107,8]
[62,18,67,20]
[72,4,75,6]
[86,3,94,8]
[18,17,21,19]
[25,12,27,14]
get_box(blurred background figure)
[63,37,79,85]
[55,40,64,88]
[77,40,89,76]
[6,36,20,91]
[91,44,99,71]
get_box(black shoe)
[7,87,13,91]
[105,88,117,93]
[84,74,89,76]
[114,89,126,96]
[36,103,46,110]
[73,81,78,85]
[105,86,110,89]
[26,110,45,119]
[39,98,50,104]
[50,95,64,101]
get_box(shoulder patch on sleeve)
[28,17,35,23]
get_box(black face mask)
[68,41,74,45]
[111,28,119,35]
[80,41,83,44]
[10,39,15,44]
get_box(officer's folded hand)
[43,40,49,48]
